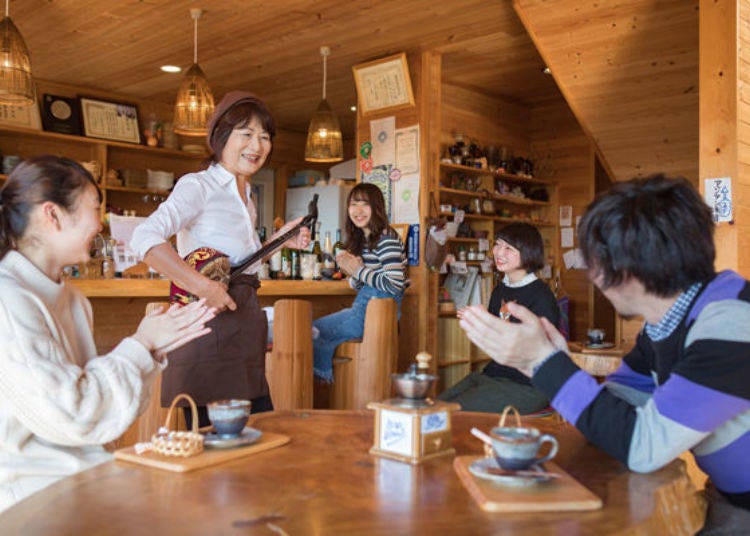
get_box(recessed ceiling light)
[161,65,182,73]
[542,66,551,75]
[350,105,357,112]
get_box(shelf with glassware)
[0,123,205,220]
[435,161,558,391]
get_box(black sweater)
[482,278,560,385]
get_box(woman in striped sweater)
[313,183,408,381]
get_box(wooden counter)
[70,278,358,298]
[73,278,419,371]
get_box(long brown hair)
[0,155,101,260]
[344,183,394,255]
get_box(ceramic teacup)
[207,399,251,438]
[587,328,606,346]
[490,426,559,471]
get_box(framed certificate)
[80,97,141,144]
[353,53,415,115]
[0,97,42,130]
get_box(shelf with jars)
[435,139,558,392]
[0,123,205,220]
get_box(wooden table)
[0,411,705,535]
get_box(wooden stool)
[264,299,314,410]
[331,298,398,410]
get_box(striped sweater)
[533,271,750,509]
[350,230,409,296]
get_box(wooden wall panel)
[514,0,699,183]
[530,100,593,342]
[441,84,529,151]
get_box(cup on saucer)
[207,399,251,438]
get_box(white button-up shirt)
[130,163,262,274]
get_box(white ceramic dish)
[202,427,262,449]
[468,457,552,487]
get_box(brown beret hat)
[205,90,261,147]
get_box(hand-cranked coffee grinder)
[367,352,461,464]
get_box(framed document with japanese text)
[353,53,415,115]
[80,97,141,144]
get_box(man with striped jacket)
[459,175,750,533]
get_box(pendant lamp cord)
[5,0,9,17]
[321,49,328,100]
[193,13,198,64]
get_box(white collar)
[503,272,537,288]
[1,250,65,305]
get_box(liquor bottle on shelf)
[312,222,322,259]
[269,248,282,279]
[322,230,335,270]
[291,249,301,280]
[333,229,345,261]
[259,226,267,244]
[280,248,291,279]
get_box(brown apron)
[161,274,269,407]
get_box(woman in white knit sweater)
[0,156,215,513]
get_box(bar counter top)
[70,278,359,298]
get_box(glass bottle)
[322,230,335,269]
[312,222,322,260]
[280,248,291,279]
[333,229,345,270]
[270,249,282,279]
[291,249,301,280]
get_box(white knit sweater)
[0,251,163,513]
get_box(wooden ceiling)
[14,0,561,138]
[514,0,699,182]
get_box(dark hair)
[208,97,276,164]
[0,155,101,260]
[578,174,714,296]
[495,222,545,273]
[344,183,393,255]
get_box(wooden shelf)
[0,124,205,160]
[440,162,553,186]
[447,237,480,243]
[438,211,555,227]
[106,185,171,196]
[438,187,550,207]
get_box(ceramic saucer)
[585,342,615,349]
[202,427,262,449]
[468,457,552,487]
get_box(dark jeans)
[183,395,274,429]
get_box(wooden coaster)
[114,431,289,473]
[453,455,602,513]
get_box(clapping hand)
[133,299,217,358]
[458,302,564,377]
[336,251,363,276]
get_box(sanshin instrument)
[170,194,319,304]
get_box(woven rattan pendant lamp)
[0,0,34,106]
[305,46,343,163]
[173,8,214,136]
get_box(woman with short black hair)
[438,222,559,413]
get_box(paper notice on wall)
[395,125,419,174]
[561,227,574,248]
[563,248,587,270]
[370,116,396,167]
[559,205,573,227]
[704,177,733,223]
[392,173,420,224]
